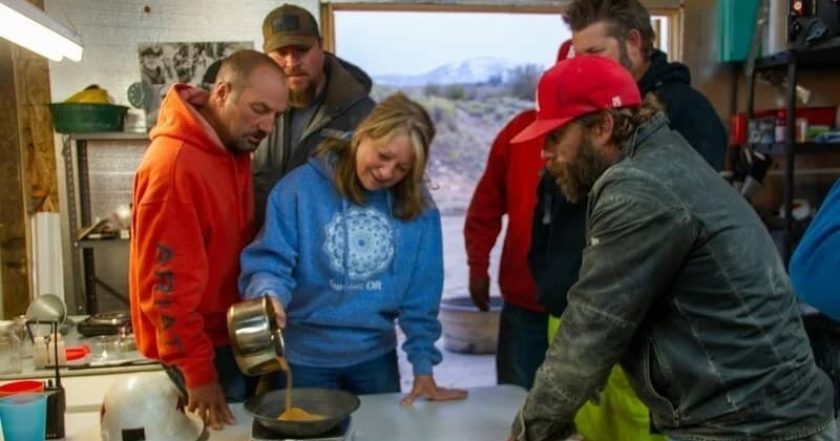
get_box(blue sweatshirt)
[790,179,840,321]
[239,155,443,375]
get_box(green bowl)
[49,103,129,133]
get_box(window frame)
[321,2,683,61]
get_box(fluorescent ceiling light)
[0,0,83,62]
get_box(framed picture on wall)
[137,41,253,130]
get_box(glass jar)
[12,315,32,359]
[0,322,22,374]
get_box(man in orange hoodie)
[130,50,287,430]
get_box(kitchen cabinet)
[741,36,840,263]
[59,132,148,314]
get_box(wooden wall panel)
[0,39,30,319]
[0,0,56,319]
[18,50,59,214]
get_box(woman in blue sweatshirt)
[239,93,467,404]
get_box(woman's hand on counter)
[400,375,468,406]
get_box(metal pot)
[227,297,286,376]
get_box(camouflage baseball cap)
[262,4,320,53]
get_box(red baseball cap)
[512,55,642,144]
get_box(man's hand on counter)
[400,375,468,406]
[188,381,235,430]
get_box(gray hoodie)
[252,53,376,229]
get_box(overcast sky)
[334,11,572,77]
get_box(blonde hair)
[318,93,435,221]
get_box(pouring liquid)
[276,357,325,422]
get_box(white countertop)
[65,384,527,440]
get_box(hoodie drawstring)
[386,190,397,276]
[341,198,350,289]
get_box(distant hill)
[374,57,542,87]
[371,85,533,215]
[369,57,545,214]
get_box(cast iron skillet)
[244,388,360,437]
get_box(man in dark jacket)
[527,3,733,438]
[510,54,835,441]
[254,4,375,228]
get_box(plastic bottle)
[775,110,787,144]
[33,335,48,368]
[48,334,67,366]
[33,334,66,368]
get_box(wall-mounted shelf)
[69,132,148,141]
[752,142,840,156]
[754,37,840,70]
[61,133,148,314]
[766,168,840,177]
[75,238,129,249]
[743,36,840,264]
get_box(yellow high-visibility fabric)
[547,316,666,441]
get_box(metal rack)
[61,132,148,314]
[745,36,840,263]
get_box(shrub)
[508,64,542,101]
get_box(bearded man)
[253,3,375,228]
[508,55,835,441]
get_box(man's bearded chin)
[289,81,317,108]
[547,137,612,204]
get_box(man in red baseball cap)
[509,56,834,441]
[522,52,662,441]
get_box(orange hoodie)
[129,84,255,388]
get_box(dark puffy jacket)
[529,50,727,316]
[252,53,376,228]
[638,50,727,171]
[513,114,834,441]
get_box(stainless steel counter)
[0,317,158,381]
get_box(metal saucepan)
[227,297,286,376]
[245,388,360,437]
